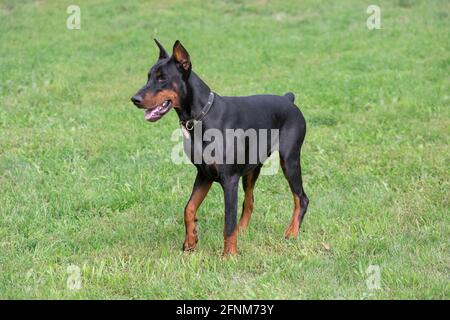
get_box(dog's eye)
[156,74,166,82]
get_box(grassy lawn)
[0,0,448,299]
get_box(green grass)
[0,0,449,299]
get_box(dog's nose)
[131,95,143,107]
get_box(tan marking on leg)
[238,173,254,230]
[183,182,212,251]
[222,228,238,256]
[284,194,302,239]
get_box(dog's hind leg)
[280,154,309,239]
[279,114,309,239]
[238,165,262,230]
[183,171,212,251]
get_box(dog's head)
[131,39,191,122]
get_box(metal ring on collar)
[185,120,196,130]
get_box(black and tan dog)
[131,40,309,255]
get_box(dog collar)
[180,92,215,131]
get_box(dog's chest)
[201,163,219,180]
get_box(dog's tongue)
[144,100,172,122]
[145,107,160,121]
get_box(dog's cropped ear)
[154,38,169,59]
[172,40,191,72]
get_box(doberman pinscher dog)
[131,39,309,256]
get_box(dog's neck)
[178,71,211,122]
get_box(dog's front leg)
[221,175,240,256]
[183,171,212,251]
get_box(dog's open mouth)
[144,100,172,122]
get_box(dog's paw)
[182,235,198,252]
[221,248,238,257]
[182,243,196,252]
[284,225,299,239]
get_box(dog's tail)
[284,92,295,103]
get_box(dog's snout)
[131,95,144,107]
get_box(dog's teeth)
[163,100,170,107]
